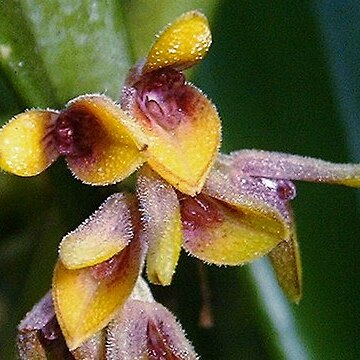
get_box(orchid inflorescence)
[1,11,359,359]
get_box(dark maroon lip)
[53,107,103,159]
[133,68,194,132]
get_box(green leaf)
[0,1,56,107]
[315,1,360,163]
[0,72,24,121]
[0,0,132,107]
[21,1,132,103]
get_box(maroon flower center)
[90,249,129,282]
[179,194,223,233]
[53,107,103,158]
[134,68,191,131]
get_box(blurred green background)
[0,1,359,359]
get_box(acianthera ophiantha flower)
[0,11,220,195]
[18,278,198,359]
[0,10,359,358]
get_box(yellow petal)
[269,234,302,303]
[59,193,135,269]
[137,166,182,285]
[0,110,59,176]
[60,94,145,185]
[181,193,286,265]
[213,155,302,299]
[53,237,143,350]
[144,11,211,73]
[125,82,221,195]
[201,162,291,265]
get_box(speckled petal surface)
[17,330,47,360]
[17,291,53,359]
[180,192,286,266]
[17,291,72,359]
[59,193,134,269]
[71,330,106,360]
[206,154,303,294]
[0,110,59,176]
[183,155,293,265]
[53,236,143,350]
[18,291,55,333]
[209,154,296,226]
[123,83,221,195]
[63,94,145,185]
[144,11,211,73]
[106,300,198,360]
[232,150,360,187]
[137,166,182,285]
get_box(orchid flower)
[52,149,359,349]
[0,94,146,185]
[137,150,360,302]
[53,193,146,349]
[18,278,197,359]
[8,10,360,359]
[0,11,220,195]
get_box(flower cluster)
[1,11,359,358]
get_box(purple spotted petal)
[206,154,296,229]
[106,300,198,360]
[179,155,293,266]
[216,155,295,218]
[18,291,55,333]
[214,153,303,301]
[230,150,360,187]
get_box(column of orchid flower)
[1,11,359,358]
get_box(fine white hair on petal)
[58,193,134,269]
[106,300,198,360]
[231,149,360,186]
